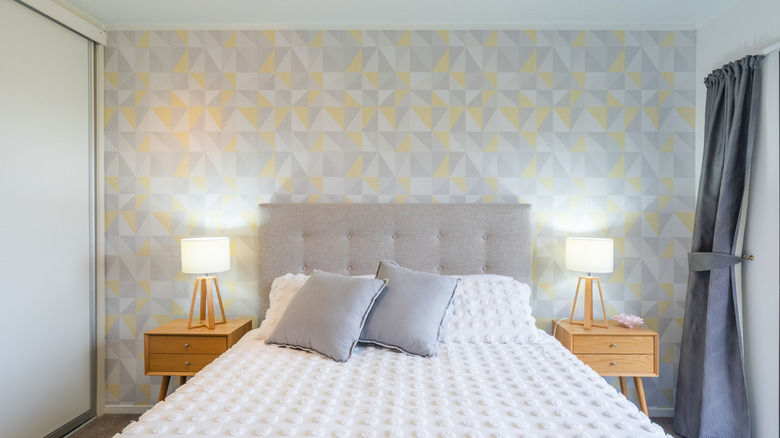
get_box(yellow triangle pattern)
[346,156,362,178]
[520,50,537,73]
[521,132,537,149]
[451,72,466,88]
[433,155,449,178]
[120,107,136,129]
[676,107,695,129]
[173,50,189,73]
[520,155,536,178]
[536,107,551,129]
[105,73,118,89]
[628,72,642,88]
[413,107,433,130]
[484,31,497,47]
[434,131,449,149]
[152,212,172,233]
[346,49,362,73]
[676,213,695,232]
[628,283,642,299]
[223,31,236,48]
[136,31,149,48]
[152,107,172,129]
[500,107,520,130]
[310,31,323,47]
[661,284,675,299]
[572,31,586,46]
[587,107,607,130]
[554,107,570,130]
[609,49,625,72]
[397,31,410,46]
[661,31,675,46]
[434,49,449,73]
[661,241,675,258]
[644,213,660,235]
[175,30,188,44]
[260,50,275,73]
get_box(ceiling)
[63,0,738,30]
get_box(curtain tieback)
[688,252,743,272]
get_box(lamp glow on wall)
[565,237,613,330]
[181,237,230,329]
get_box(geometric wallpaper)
[103,29,696,411]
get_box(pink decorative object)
[611,313,644,328]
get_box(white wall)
[696,1,780,437]
[695,0,780,182]
[741,50,780,438]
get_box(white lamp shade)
[181,237,230,274]
[565,237,613,274]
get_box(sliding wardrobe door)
[0,1,94,437]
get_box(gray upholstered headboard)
[257,203,532,317]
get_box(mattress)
[117,329,670,437]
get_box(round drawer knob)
[185,362,191,366]
[184,343,189,347]
[611,343,617,348]
[610,362,617,366]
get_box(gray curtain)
[673,55,763,437]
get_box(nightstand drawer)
[578,354,655,375]
[572,335,654,355]
[148,353,220,373]
[148,336,227,354]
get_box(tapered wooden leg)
[158,375,171,402]
[212,279,227,325]
[594,277,609,327]
[187,281,200,329]
[634,376,648,416]
[619,377,627,396]
[205,279,215,329]
[583,278,593,329]
[199,278,207,322]
[179,376,187,386]
[569,277,583,321]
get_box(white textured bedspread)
[117,329,669,437]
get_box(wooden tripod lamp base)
[565,237,613,331]
[569,275,608,330]
[181,237,231,330]
[188,275,227,329]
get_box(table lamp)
[181,237,230,329]
[565,237,613,330]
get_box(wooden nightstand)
[144,318,252,401]
[553,319,659,416]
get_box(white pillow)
[439,277,540,343]
[256,273,309,340]
[448,274,514,281]
[258,273,540,344]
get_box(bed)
[117,203,670,437]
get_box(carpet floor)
[65,414,140,438]
[66,414,682,437]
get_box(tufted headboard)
[257,203,532,318]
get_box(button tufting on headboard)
[257,203,532,320]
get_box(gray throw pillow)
[266,270,387,362]
[360,260,459,357]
